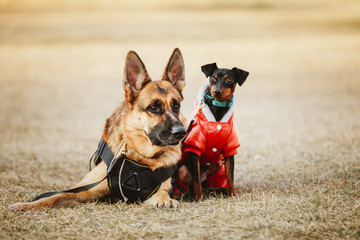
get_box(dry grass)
[1,1,360,239]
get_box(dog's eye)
[210,77,216,83]
[173,103,180,113]
[147,104,161,114]
[225,78,233,84]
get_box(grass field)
[1,0,360,239]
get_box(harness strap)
[90,139,115,169]
[173,178,188,194]
[137,164,176,189]
[117,155,128,202]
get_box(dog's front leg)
[144,178,179,208]
[189,152,204,201]
[224,156,237,197]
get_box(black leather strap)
[92,139,114,166]
[137,164,176,189]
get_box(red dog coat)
[180,83,240,188]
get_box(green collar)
[204,92,233,108]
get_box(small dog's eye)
[225,78,233,84]
[210,77,216,83]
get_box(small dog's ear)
[123,51,152,104]
[163,48,186,93]
[232,67,249,86]
[201,63,218,77]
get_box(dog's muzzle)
[148,122,186,146]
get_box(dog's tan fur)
[9,48,186,211]
[209,84,236,102]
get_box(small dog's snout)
[172,125,187,140]
[214,89,221,96]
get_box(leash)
[33,141,126,201]
[184,98,205,136]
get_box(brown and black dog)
[176,63,249,201]
[9,48,187,211]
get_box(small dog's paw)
[229,192,238,198]
[195,194,205,202]
[227,190,238,198]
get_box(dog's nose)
[171,125,187,140]
[214,89,221,96]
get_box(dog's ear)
[123,51,152,104]
[201,63,218,77]
[163,48,186,93]
[232,67,249,86]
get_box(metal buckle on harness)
[119,141,127,156]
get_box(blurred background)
[0,0,359,180]
[1,1,360,238]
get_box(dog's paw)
[157,198,179,209]
[145,193,179,209]
[7,202,34,211]
[227,189,238,198]
[229,192,238,198]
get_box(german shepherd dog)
[9,48,186,211]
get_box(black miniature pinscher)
[177,63,249,201]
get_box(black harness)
[93,139,176,202]
[33,139,176,203]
